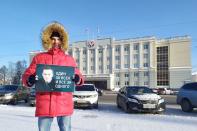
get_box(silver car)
[177,82,197,112]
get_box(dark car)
[0,85,30,105]
[177,82,197,112]
[97,88,104,96]
[116,86,166,113]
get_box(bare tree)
[12,60,27,85]
[7,62,16,84]
[0,65,8,84]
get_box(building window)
[90,49,94,54]
[125,73,129,78]
[124,64,129,68]
[107,57,110,61]
[133,44,139,50]
[157,46,169,86]
[144,81,149,86]
[115,64,120,69]
[98,49,103,53]
[134,81,138,86]
[116,73,120,78]
[83,67,86,71]
[125,81,129,85]
[91,58,94,62]
[124,55,129,61]
[134,63,138,68]
[99,65,102,70]
[144,71,149,77]
[133,54,138,59]
[107,65,110,69]
[124,45,129,52]
[143,63,149,67]
[143,43,149,50]
[83,58,86,63]
[68,50,72,55]
[115,56,120,60]
[99,57,102,61]
[83,50,86,54]
[91,66,94,70]
[115,46,120,52]
[116,81,120,86]
[143,54,148,59]
[76,59,79,64]
[134,72,139,77]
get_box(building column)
[139,43,143,68]
[149,42,153,68]
[120,45,124,69]
[103,46,107,74]
[111,45,115,73]
[120,71,124,87]
[95,48,98,74]
[129,72,134,86]
[86,48,90,74]
[129,43,133,68]
[79,48,83,72]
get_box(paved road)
[99,91,177,105]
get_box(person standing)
[22,21,84,131]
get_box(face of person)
[42,69,53,83]
[51,36,62,49]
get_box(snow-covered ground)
[0,103,197,131]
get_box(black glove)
[72,74,80,84]
[27,75,36,87]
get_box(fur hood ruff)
[41,22,68,51]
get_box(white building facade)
[29,36,192,90]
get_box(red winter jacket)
[22,48,84,117]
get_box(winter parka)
[22,22,84,117]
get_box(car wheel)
[94,101,98,109]
[30,103,35,107]
[123,103,129,113]
[181,99,193,112]
[116,98,121,108]
[24,96,29,103]
[156,110,165,114]
[10,98,18,105]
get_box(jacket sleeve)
[22,56,37,87]
[75,68,84,86]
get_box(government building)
[30,36,192,90]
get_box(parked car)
[157,88,173,95]
[73,84,99,108]
[152,88,159,94]
[116,86,166,113]
[177,82,197,112]
[0,85,30,105]
[97,88,104,96]
[28,86,36,106]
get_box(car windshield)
[0,85,18,91]
[127,86,153,95]
[75,85,95,91]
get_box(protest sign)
[35,64,74,92]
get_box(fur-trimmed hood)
[41,22,68,51]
